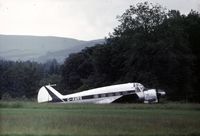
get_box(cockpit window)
[135,87,141,92]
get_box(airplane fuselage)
[37,83,165,104]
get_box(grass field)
[0,102,200,136]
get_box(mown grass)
[0,101,200,136]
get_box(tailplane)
[37,85,64,103]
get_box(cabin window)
[94,94,99,98]
[101,94,106,97]
[127,90,135,94]
[108,93,113,97]
[122,91,128,95]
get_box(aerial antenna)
[48,83,56,87]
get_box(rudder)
[37,85,64,103]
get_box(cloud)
[0,0,199,40]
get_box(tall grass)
[0,101,200,136]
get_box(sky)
[0,0,200,41]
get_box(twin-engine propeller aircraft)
[37,83,165,104]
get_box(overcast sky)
[0,0,199,40]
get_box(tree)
[61,2,200,102]
[107,2,195,101]
[61,52,94,93]
[110,1,166,41]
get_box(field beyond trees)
[0,102,200,136]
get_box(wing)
[112,93,142,103]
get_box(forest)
[0,2,200,102]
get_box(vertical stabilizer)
[37,85,64,103]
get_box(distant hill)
[0,35,104,62]
[37,39,104,63]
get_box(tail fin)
[37,85,64,103]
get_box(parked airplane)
[37,83,165,104]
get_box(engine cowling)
[143,89,158,103]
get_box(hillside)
[37,39,104,63]
[0,35,104,62]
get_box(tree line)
[0,2,200,102]
[0,59,61,100]
[61,2,200,102]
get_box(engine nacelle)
[144,89,158,103]
[144,89,166,103]
[135,88,166,103]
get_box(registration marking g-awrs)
[67,96,82,101]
